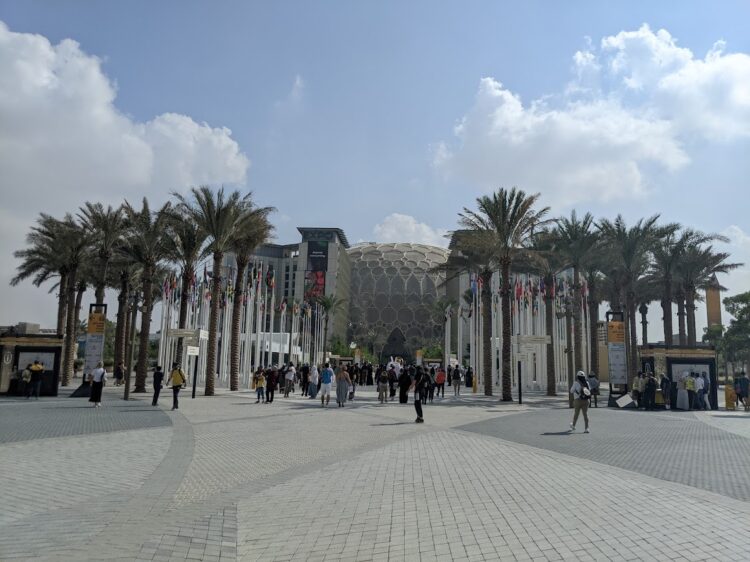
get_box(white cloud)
[0,21,250,325]
[373,213,448,247]
[435,24,750,206]
[435,77,686,206]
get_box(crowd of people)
[248,361,479,422]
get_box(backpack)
[379,372,388,384]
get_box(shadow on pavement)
[540,431,573,436]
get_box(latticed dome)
[347,243,449,358]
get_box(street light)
[124,291,140,401]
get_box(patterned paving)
[460,406,750,501]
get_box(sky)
[1,1,749,342]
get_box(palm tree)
[119,198,172,393]
[173,186,253,396]
[525,230,565,396]
[458,188,550,401]
[677,242,740,346]
[12,214,71,338]
[443,231,497,395]
[78,203,127,305]
[598,215,666,386]
[316,294,348,358]
[650,228,712,347]
[227,204,274,390]
[163,211,209,364]
[554,211,599,374]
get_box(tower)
[705,274,723,328]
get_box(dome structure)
[347,243,450,360]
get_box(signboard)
[607,321,627,385]
[168,328,199,338]
[84,307,107,376]
[307,241,329,271]
[607,321,625,344]
[87,312,106,334]
[514,335,551,345]
[186,346,199,357]
[415,349,424,366]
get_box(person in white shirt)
[694,373,706,410]
[569,371,591,433]
[88,361,107,408]
[284,363,297,397]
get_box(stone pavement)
[1,384,749,561]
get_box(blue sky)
[1,1,750,338]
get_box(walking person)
[114,360,125,386]
[266,368,277,404]
[88,361,107,408]
[284,363,296,397]
[255,369,266,403]
[452,367,462,397]
[152,365,164,406]
[737,371,749,411]
[427,367,436,403]
[694,372,706,410]
[644,372,657,411]
[569,371,591,433]
[168,362,186,411]
[320,363,334,407]
[435,367,446,398]
[413,367,429,423]
[336,365,352,407]
[308,365,319,399]
[29,360,44,400]
[701,372,711,409]
[587,372,600,407]
[388,366,397,401]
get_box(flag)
[444,304,452,322]
[266,267,275,289]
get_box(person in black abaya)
[398,369,412,404]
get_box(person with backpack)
[452,367,462,396]
[570,371,591,433]
[168,362,187,411]
[427,367,436,403]
[388,367,397,401]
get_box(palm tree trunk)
[135,268,153,392]
[566,306,574,408]
[114,272,128,369]
[501,260,512,401]
[62,267,78,386]
[74,282,86,349]
[572,267,583,374]
[481,271,493,396]
[662,277,673,347]
[676,293,687,346]
[686,289,697,347]
[175,268,193,365]
[125,296,138,381]
[56,270,68,336]
[587,275,599,376]
[639,303,649,346]
[544,274,556,396]
[627,290,638,386]
[205,252,224,396]
[229,259,248,391]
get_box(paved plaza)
[1,385,750,561]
